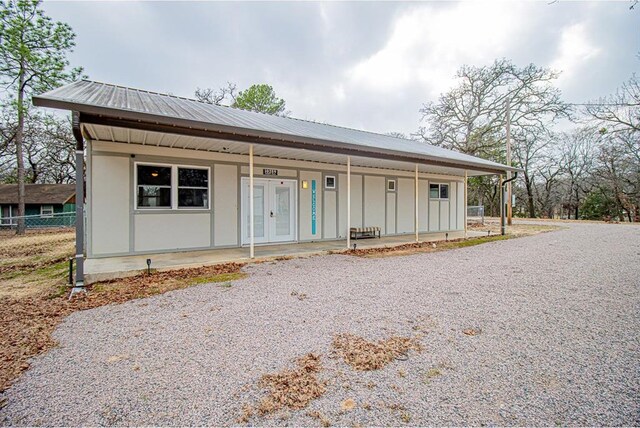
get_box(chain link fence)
[467,205,485,225]
[0,212,76,230]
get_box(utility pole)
[506,97,512,225]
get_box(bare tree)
[418,59,569,217]
[418,59,569,158]
[558,128,598,219]
[195,82,237,105]
[584,74,639,134]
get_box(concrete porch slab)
[84,230,486,283]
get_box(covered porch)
[84,229,486,283]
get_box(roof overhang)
[33,83,522,177]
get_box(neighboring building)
[33,80,519,285]
[0,184,76,228]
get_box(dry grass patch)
[332,333,423,371]
[468,221,562,236]
[255,353,327,416]
[0,229,74,298]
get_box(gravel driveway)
[1,222,639,426]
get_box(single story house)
[33,80,519,288]
[0,183,76,228]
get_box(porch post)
[346,156,351,249]
[249,144,254,258]
[500,175,506,236]
[464,170,468,239]
[415,164,419,242]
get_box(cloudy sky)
[43,1,638,136]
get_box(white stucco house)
[33,80,519,287]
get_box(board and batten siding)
[88,140,466,257]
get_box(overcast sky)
[43,1,638,136]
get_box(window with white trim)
[324,175,336,190]
[387,179,396,191]
[137,164,172,208]
[136,163,210,209]
[429,183,449,200]
[41,205,54,218]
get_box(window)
[136,163,210,209]
[324,175,336,190]
[41,205,54,218]
[178,167,209,208]
[387,180,396,192]
[430,183,449,200]
[439,184,449,199]
[137,164,172,208]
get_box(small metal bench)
[350,226,381,240]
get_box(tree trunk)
[524,173,535,218]
[574,189,579,220]
[16,65,26,235]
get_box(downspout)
[500,171,518,235]
[71,111,85,293]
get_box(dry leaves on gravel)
[332,333,423,371]
[0,262,244,392]
[255,353,327,416]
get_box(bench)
[350,226,381,240]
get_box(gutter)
[71,111,85,295]
[500,172,518,235]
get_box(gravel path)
[1,222,639,426]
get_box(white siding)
[364,175,385,233]
[449,182,457,231]
[324,190,337,239]
[418,179,429,232]
[214,164,238,246]
[457,180,465,230]
[397,178,414,233]
[386,192,396,234]
[338,173,347,238]
[91,155,130,255]
[350,175,363,229]
[134,213,210,251]
[429,200,439,231]
[440,201,450,231]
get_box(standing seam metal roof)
[32,80,519,174]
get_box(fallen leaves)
[462,328,482,336]
[256,353,327,415]
[332,333,423,371]
[0,262,245,392]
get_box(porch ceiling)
[84,123,491,177]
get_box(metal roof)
[33,80,519,175]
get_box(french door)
[241,178,297,245]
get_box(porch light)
[301,180,308,189]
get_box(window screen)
[178,167,209,208]
[137,165,171,208]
